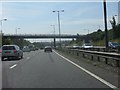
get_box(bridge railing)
[3,34,83,38]
[4,34,78,36]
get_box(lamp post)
[0,18,7,33]
[16,27,20,35]
[53,10,64,47]
[51,25,56,48]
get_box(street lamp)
[51,25,56,48]
[16,27,20,35]
[0,18,7,33]
[52,10,64,47]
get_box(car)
[82,43,93,49]
[2,45,23,61]
[35,47,39,50]
[108,42,120,49]
[23,46,30,52]
[40,47,44,50]
[44,46,52,52]
[72,45,80,49]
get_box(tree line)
[2,37,31,49]
[72,16,120,46]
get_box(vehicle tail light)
[0,50,2,53]
[14,50,17,53]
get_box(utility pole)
[103,0,108,50]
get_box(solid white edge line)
[10,64,17,69]
[53,50,118,89]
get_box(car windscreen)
[85,43,92,46]
[45,46,51,48]
[2,46,16,50]
[112,43,119,46]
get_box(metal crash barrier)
[57,48,120,67]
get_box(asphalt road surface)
[1,49,118,89]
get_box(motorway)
[1,49,118,89]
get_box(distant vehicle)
[65,46,72,49]
[35,47,39,50]
[82,43,93,49]
[72,45,80,49]
[2,45,23,61]
[28,44,35,51]
[40,47,44,50]
[108,42,120,49]
[23,46,30,52]
[44,46,52,52]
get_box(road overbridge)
[2,34,91,48]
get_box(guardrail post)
[77,52,79,56]
[98,48,100,51]
[105,58,108,64]
[83,53,85,58]
[118,48,120,53]
[91,55,93,60]
[116,60,119,67]
[97,56,100,62]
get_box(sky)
[0,0,119,42]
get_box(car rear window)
[2,46,16,50]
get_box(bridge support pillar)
[54,38,56,48]
[0,33,2,47]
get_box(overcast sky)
[0,0,119,42]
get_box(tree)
[2,37,13,45]
[109,16,118,39]
[110,16,116,29]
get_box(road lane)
[2,50,39,88]
[2,50,40,69]
[54,50,118,89]
[2,50,114,88]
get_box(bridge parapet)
[3,34,86,39]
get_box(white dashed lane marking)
[26,57,30,60]
[10,64,17,69]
